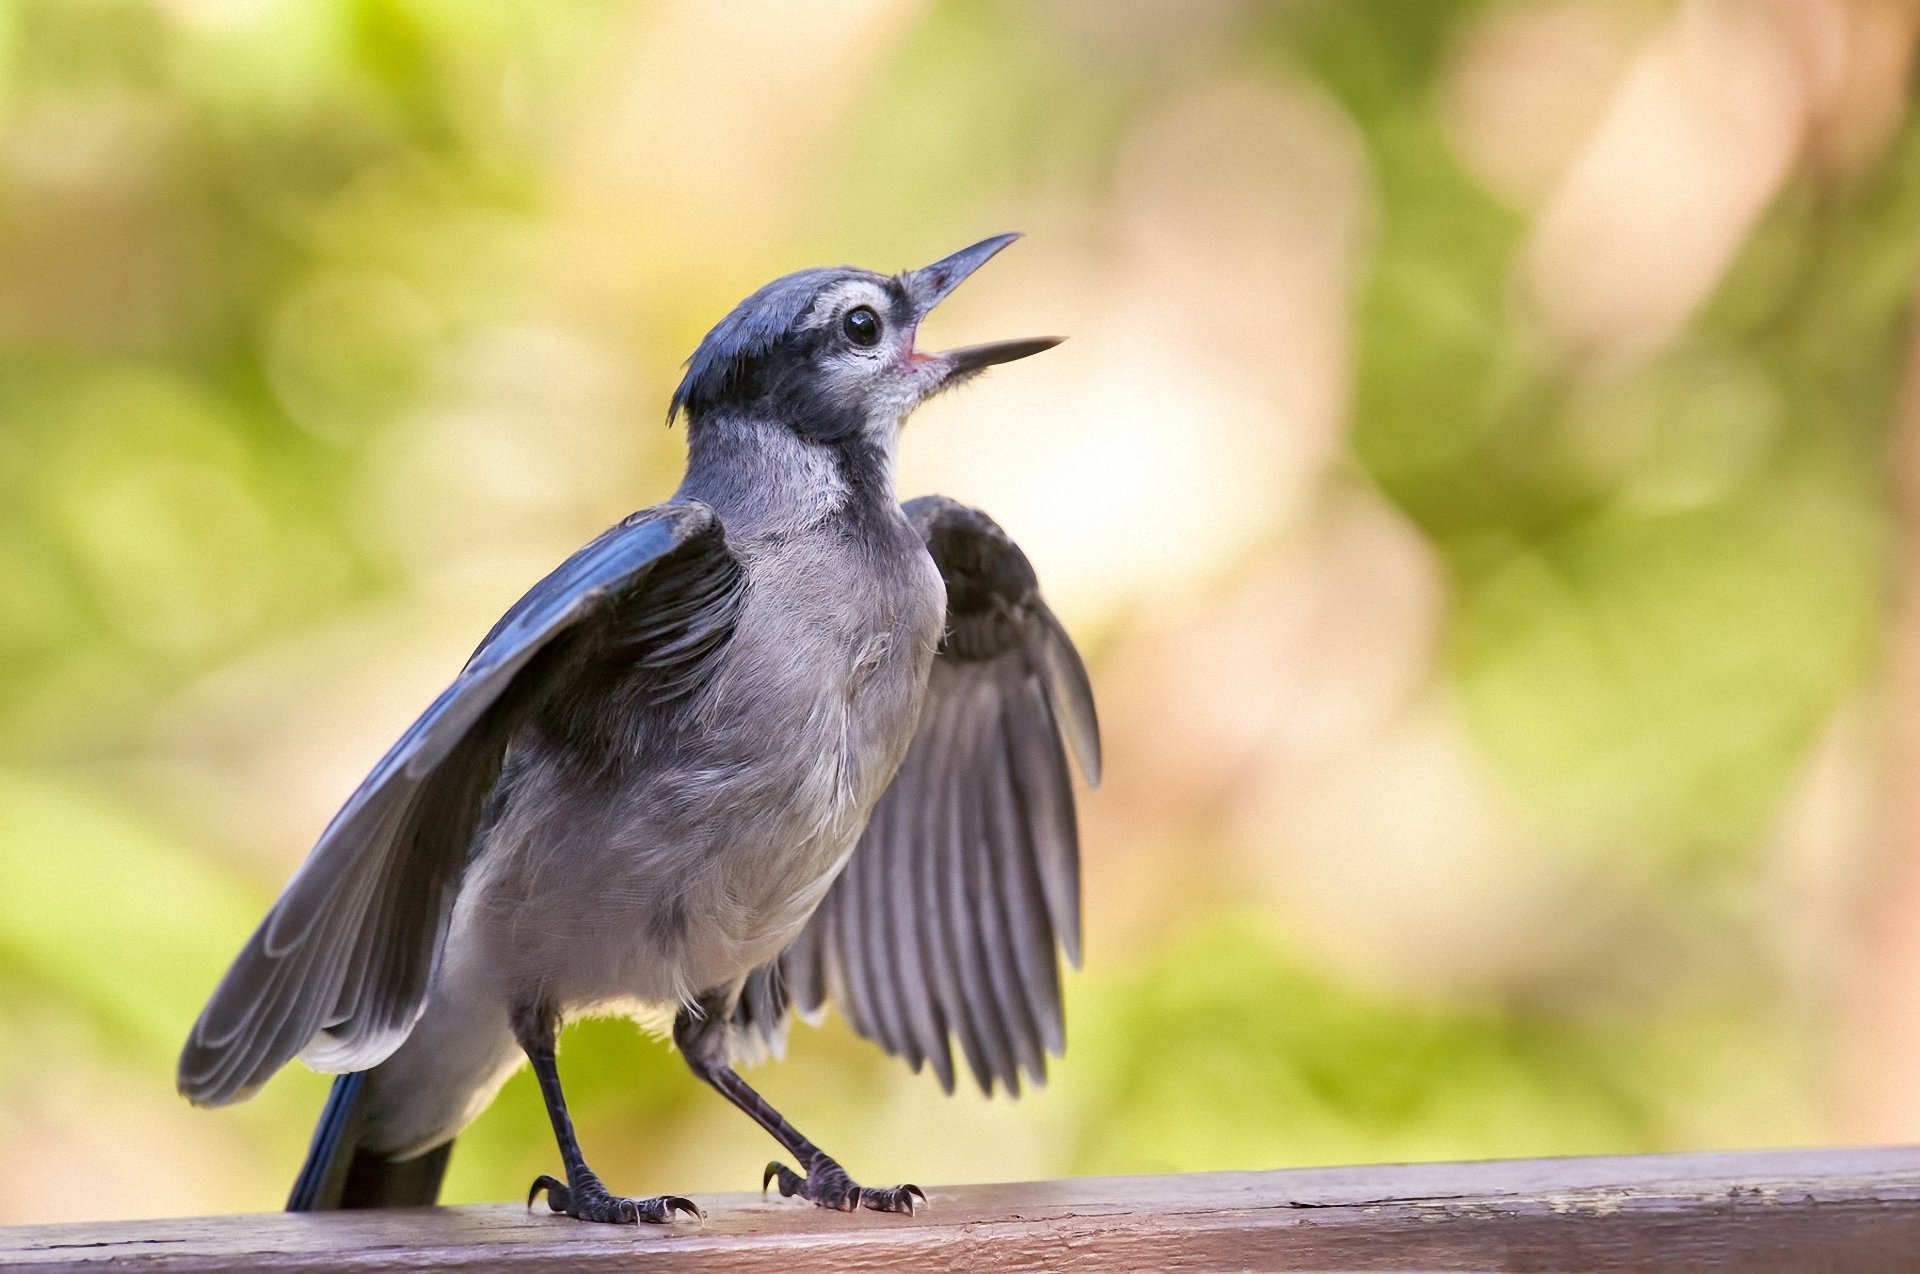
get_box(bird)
[177,233,1100,1224]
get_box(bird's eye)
[842,305,881,348]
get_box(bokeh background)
[3,0,1920,1224]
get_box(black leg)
[673,1003,924,1215]
[515,1004,700,1225]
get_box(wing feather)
[857,789,916,1066]
[987,691,1065,1058]
[780,496,1097,1096]
[179,502,742,1106]
[918,681,987,1093]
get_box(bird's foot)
[528,1172,701,1224]
[763,1155,925,1214]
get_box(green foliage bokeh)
[0,0,1910,1219]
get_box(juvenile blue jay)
[178,234,1099,1223]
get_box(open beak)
[905,233,1062,384]
[935,335,1062,375]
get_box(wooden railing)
[3,1146,1916,1270]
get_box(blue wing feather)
[179,501,739,1106]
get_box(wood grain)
[3,1147,1918,1271]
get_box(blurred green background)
[3,0,1920,1222]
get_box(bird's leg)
[672,1003,924,1215]
[515,1004,700,1224]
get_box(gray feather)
[193,242,1072,1206]
[178,502,742,1106]
[780,496,1098,1097]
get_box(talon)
[859,1183,924,1214]
[528,1175,568,1212]
[525,1172,692,1225]
[758,1153,921,1216]
[764,1161,804,1198]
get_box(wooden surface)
[3,1147,1918,1271]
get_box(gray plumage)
[179,233,1097,1222]
[785,497,1097,1096]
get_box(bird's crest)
[668,267,843,425]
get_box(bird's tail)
[287,1072,453,1210]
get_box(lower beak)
[936,337,1062,376]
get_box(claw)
[860,1182,926,1215]
[528,1174,568,1212]
[764,1160,806,1199]
[525,1172,697,1225]
[758,1153,921,1216]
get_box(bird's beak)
[932,335,1063,375]
[907,232,1023,313]
[905,233,1062,384]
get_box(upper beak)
[905,233,1062,378]
[906,232,1023,314]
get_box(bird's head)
[668,233,1058,444]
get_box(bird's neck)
[676,411,901,538]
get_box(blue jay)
[178,234,1100,1223]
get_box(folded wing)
[178,502,742,1106]
[783,495,1099,1095]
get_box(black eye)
[842,305,881,347]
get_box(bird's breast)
[463,523,944,1012]
[730,530,943,824]
[653,527,944,975]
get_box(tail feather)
[288,1072,452,1210]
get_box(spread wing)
[782,495,1099,1095]
[178,501,743,1107]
